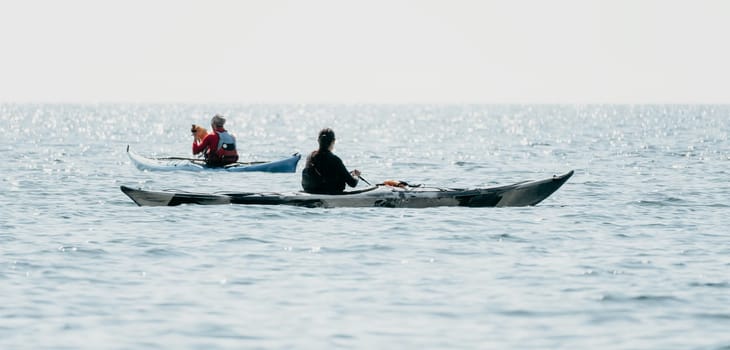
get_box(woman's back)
[302,150,354,194]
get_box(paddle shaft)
[358,175,372,186]
[153,156,267,166]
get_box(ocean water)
[1,104,729,349]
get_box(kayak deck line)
[120,170,574,208]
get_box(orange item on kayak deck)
[383,180,405,187]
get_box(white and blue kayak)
[126,146,300,173]
[120,170,573,208]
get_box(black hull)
[121,170,573,208]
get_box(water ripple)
[3,104,730,349]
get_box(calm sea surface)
[1,104,729,349]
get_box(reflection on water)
[1,104,729,349]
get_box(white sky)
[1,0,729,104]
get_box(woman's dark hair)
[317,128,335,150]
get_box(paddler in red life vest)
[192,114,239,167]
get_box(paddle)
[358,174,372,186]
[232,160,269,166]
[152,156,268,166]
[355,174,421,188]
[127,145,268,166]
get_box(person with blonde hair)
[192,114,239,167]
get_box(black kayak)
[120,170,573,208]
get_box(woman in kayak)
[192,114,239,167]
[302,128,361,194]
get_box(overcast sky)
[1,0,729,104]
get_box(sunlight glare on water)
[1,104,730,349]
